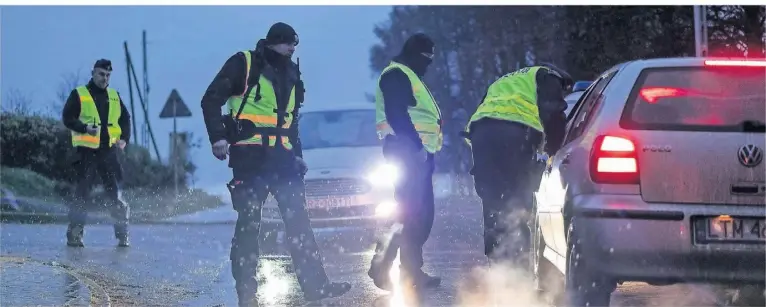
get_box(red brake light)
[639,87,688,103]
[704,59,766,67]
[600,135,636,153]
[590,135,639,184]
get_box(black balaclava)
[394,33,435,77]
[261,22,299,67]
[539,62,574,91]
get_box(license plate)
[701,216,766,243]
[306,197,355,208]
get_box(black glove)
[295,157,308,176]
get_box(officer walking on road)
[368,33,443,291]
[61,59,132,248]
[200,22,351,307]
[463,63,571,266]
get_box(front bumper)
[572,194,765,285]
[261,186,397,230]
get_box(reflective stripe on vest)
[225,50,295,148]
[71,86,122,148]
[374,61,443,154]
[465,66,546,141]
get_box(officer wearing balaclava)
[368,33,444,292]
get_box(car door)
[544,70,618,259]
[535,78,596,269]
[536,81,593,251]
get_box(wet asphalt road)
[0,197,729,307]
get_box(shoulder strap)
[234,50,264,120]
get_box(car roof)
[300,102,375,113]
[615,56,766,71]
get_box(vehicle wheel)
[730,284,765,306]
[564,217,614,307]
[530,214,564,305]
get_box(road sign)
[159,89,192,118]
[159,89,192,202]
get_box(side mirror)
[572,81,593,92]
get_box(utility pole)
[694,6,709,57]
[124,42,137,142]
[124,41,162,160]
[142,30,151,149]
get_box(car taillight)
[703,59,766,67]
[590,135,639,184]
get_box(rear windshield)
[620,66,765,132]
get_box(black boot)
[66,224,85,247]
[304,281,352,301]
[368,228,402,291]
[401,269,441,289]
[115,223,130,247]
[368,242,396,290]
[236,281,259,307]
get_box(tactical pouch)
[227,179,252,212]
[381,135,404,161]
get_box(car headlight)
[366,163,400,186]
[375,201,397,218]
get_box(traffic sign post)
[159,89,192,203]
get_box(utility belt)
[463,118,546,159]
[224,122,293,146]
[223,105,294,146]
[462,118,540,140]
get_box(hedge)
[1,112,186,190]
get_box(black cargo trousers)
[227,148,331,304]
[370,135,436,279]
[67,146,129,241]
[468,119,543,264]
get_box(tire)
[564,217,614,307]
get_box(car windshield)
[622,65,766,131]
[299,109,379,150]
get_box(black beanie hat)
[266,22,299,45]
[93,59,113,71]
[400,33,434,57]
[539,62,573,90]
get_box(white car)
[261,103,398,229]
[532,58,766,306]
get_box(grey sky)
[1,5,392,194]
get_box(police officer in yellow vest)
[200,22,350,307]
[464,63,571,265]
[61,59,132,248]
[368,33,443,291]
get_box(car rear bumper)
[572,194,765,284]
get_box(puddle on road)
[0,259,91,306]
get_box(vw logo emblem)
[737,144,763,168]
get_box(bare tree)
[2,89,36,116]
[53,70,88,112]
